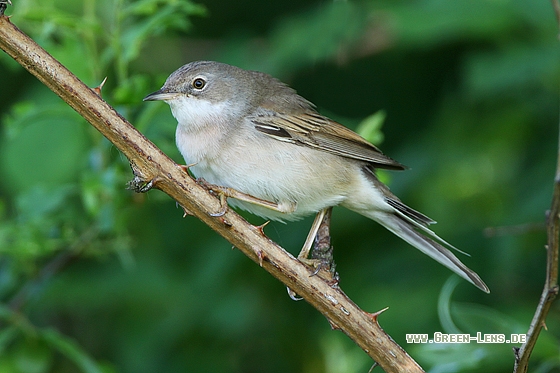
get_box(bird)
[144,60,489,293]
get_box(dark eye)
[192,78,206,90]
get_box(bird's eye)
[192,78,206,90]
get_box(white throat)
[166,95,235,171]
[168,95,231,132]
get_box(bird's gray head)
[144,61,314,120]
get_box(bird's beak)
[143,89,180,101]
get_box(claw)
[367,362,379,373]
[327,272,340,288]
[286,287,303,301]
[209,209,226,217]
[208,192,228,217]
[310,260,329,277]
[196,178,228,217]
[127,175,160,193]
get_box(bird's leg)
[196,177,296,217]
[128,163,195,193]
[298,208,328,261]
[289,208,337,298]
[298,207,338,282]
[126,161,162,193]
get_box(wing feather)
[252,112,405,170]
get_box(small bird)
[144,61,489,293]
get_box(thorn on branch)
[328,319,341,330]
[366,307,390,323]
[254,221,270,235]
[179,163,197,174]
[92,77,107,97]
[176,202,193,217]
[218,216,232,227]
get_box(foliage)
[0,0,558,372]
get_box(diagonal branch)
[512,3,560,371]
[0,15,424,373]
[512,108,560,373]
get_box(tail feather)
[387,197,470,256]
[357,166,488,292]
[374,212,489,293]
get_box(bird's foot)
[196,177,296,216]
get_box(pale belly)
[178,128,356,221]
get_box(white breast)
[170,96,233,166]
[167,96,360,221]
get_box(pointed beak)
[143,89,181,102]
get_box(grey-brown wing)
[252,111,406,170]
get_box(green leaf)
[12,338,53,373]
[355,110,386,146]
[15,185,75,223]
[120,1,206,65]
[0,101,89,194]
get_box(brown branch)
[552,0,560,38]
[513,3,560,370]
[0,15,424,373]
[512,127,560,373]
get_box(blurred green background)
[0,0,558,372]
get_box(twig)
[0,15,424,373]
[512,133,560,373]
[7,251,78,312]
[512,3,560,369]
[483,222,545,238]
[552,0,560,39]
